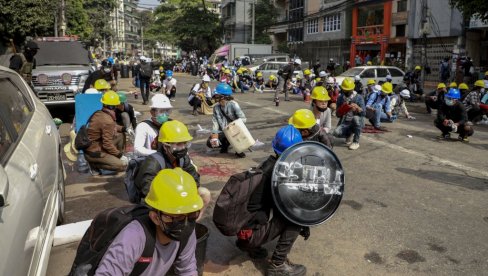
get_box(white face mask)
[481,88,485,93]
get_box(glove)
[127,128,135,136]
[407,115,416,120]
[299,227,310,241]
[120,155,129,166]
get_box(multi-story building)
[206,0,222,16]
[221,0,253,43]
[109,0,126,55]
[124,0,142,56]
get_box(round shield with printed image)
[271,141,345,226]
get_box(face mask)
[159,218,196,241]
[445,98,454,106]
[343,92,352,97]
[105,105,116,110]
[316,106,328,112]
[155,113,169,124]
[172,147,188,159]
[103,68,111,74]
[481,88,485,93]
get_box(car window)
[258,64,267,71]
[376,68,389,78]
[266,64,278,70]
[361,69,375,78]
[0,77,33,142]
[388,68,404,77]
[276,57,287,62]
[0,117,14,164]
[341,68,363,77]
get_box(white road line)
[237,100,488,178]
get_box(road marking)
[237,100,488,178]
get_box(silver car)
[0,65,65,276]
[335,66,406,88]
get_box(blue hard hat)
[166,70,173,77]
[272,125,303,155]
[215,83,233,96]
[445,88,461,99]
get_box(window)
[307,18,319,34]
[288,0,304,21]
[396,24,406,37]
[397,0,407,12]
[323,13,341,32]
[388,68,404,77]
[288,27,303,42]
[361,69,375,78]
[376,68,389,78]
[0,118,14,162]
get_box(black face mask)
[160,219,196,241]
[316,106,328,112]
[343,92,352,97]
[172,148,188,159]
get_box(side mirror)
[0,166,9,207]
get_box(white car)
[0,66,65,276]
[252,61,310,81]
[335,66,405,88]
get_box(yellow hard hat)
[269,75,277,81]
[303,69,311,75]
[449,82,457,88]
[100,90,120,105]
[94,79,111,90]
[257,72,263,77]
[381,82,393,94]
[237,68,244,74]
[485,71,488,76]
[158,120,193,143]
[159,66,164,71]
[366,61,372,65]
[311,86,331,101]
[340,77,355,91]
[437,83,447,89]
[288,109,316,129]
[145,168,203,214]
[224,69,231,74]
[315,77,322,82]
[415,65,421,70]
[458,83,469,90]
[474,79,485,88]
[367,79,376,85]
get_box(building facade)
[124,0,142,56]
[221,0,253,43]
[109,0,126,55]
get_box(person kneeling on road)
[135,120,211,220]
[366,82,395,130]
[188,74,213,116]
[207,83,248,158]
[425,83,447,114]
[84,91,129,173]
[95,168,203,275]
[310,86,333,134]
[333,77,365,150]
[390,89,415,120]
[435,88,474,142]
[134,94,173,157]
[115,92,137,136]
[236,125,307,276]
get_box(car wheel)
[57,157,66,225]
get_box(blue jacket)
[367,92,391,113]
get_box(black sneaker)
[458,135,469,142]
[437,133,450,140]
[235,152,246,158]
[235,240,268,259]
[266,259,306,276]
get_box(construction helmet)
[100,90,120,106]
[269,75,277,81]
[150,94,173,109]
[303,69,311,75]
[158,120,193,143]
[288,109,316,129]
[381,82,393,94]
[415,65,421,70]
[484,70,488,76]
[214,83,233,96]
[117,92,127,103]
[166,70,174,77]
[458,83,469,90]
[474,80,485,88]
[94,79,111,90]
[366,61,372,66]
[340,77,355,91]
[326,77,335,84]
[237,68,244,75]
[256,72,263,77]
[319,71,327,78]
[400,89,410,99]
[311,86,331,101]
[224,69,231,74]
[445,88,461,99]
[272,125,303,155]
[145,168,203,214]
[294,58,302,65]
[437,83,447,89]
[449,82,457,88]
[202,75,211,82]
[367,79,376,85]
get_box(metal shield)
[271,141,344,226]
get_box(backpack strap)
[130,215,156,276]
[150,152,166,169]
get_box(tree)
[84,0,117,45]
[450,0,488,21]
[249,0,279,44]
[65,0,91,40]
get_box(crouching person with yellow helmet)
[134,120,211,220]
[84,91,130,173]
[289,109,333,148]
[93,168,203,275]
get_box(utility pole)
[251,0,255,44]
[54,11,58,37]
[60,0,66,36]
[141,25,144,56]
[419,1,430,93]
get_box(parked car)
[0,65,65,276]
[335,66,405,88]
[31,37,93,106]
[246,55,290,72]
[251,61,310,81]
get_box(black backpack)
[213,168,264,236]
[68,205,156,276]
[124,152,166,203]
[74,111,99,151]
[139,63,153,78]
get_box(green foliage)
[65,0,91,40]
[250,0,279,44]
[450,0,488,20]
[84,0,117,45]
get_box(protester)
[435,88,474,141]
[137,56,153,105]
[163,70,177,101]
[115,92,137,135]
[463,80,485,123]
[83,59,115,92]
[391,89,415,120]
[94,79,111,93]
[9,40,39,84]
[253,72,265,93]
[366,82,394,129]
[425,83,447,114]
[289,108,333,148]
[188,75,213,116]
[275,59,301,103]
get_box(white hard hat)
[310,73,316,78]
[400,89,411,99]
[386,74,392,80]
[354,75,361,81]
[202,75,211,82]
[327,77,335,84]
[140,56,147,61]
[294,58,302,65]
[150,94,173,109]
[319,71,327,77]
[329,58,334,61]
[85,88,100,94]
[373,84,382,92]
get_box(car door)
[259,63,270,81]
[360,68,376,87]
[376,68,389,82]
[387,67,405,86]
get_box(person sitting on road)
[94,168,203,275]
[83,59,115,93]
[115,92,137,135]
[267,74,279,89]
[188,75,213,116]
[310,86,332,134]
[449,82,458,89]
[385,74,393,84]
[425,83,447,114]
[333,77,365,150]
[289,108,333,149]
[459,82,469,101]
[463,80,485,123]
[316,71,327,87]
[235,125,308,276]
[235,68,251,93]
[364,79,376,100]
[134,120,211,219]
[354,75,363,94]
[163,70,177,102]
[93,79,111,93]
[366,82,395,130]
[253,72,265,93]
[84,91,129,173]
[325,77,339,115]
[207,83,248,158]
[134,94,173,157]
[390,89,415,120]
[435,88,474,142]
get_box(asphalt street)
[47,74,488,276]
